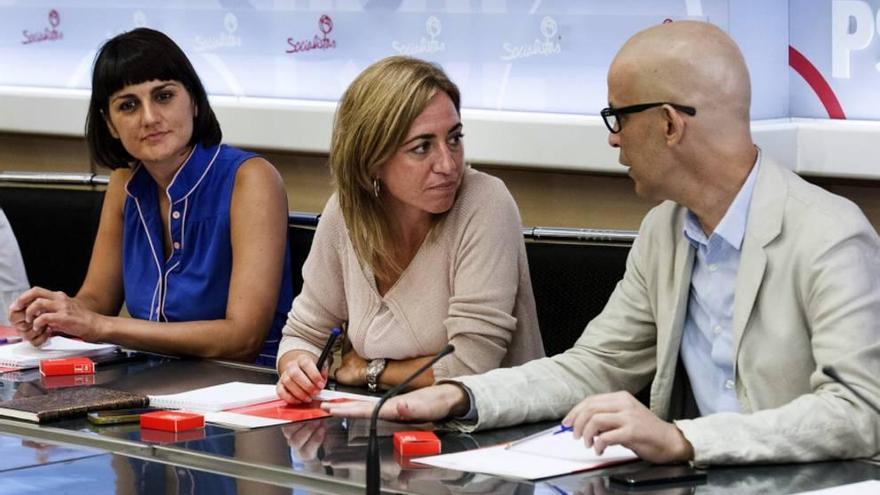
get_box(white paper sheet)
[415,427,637,480]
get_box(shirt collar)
[683,149,761,250]
[124,143,220,204]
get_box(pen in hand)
[316,327,342,372]
[508,424,573,448]
[552,425,573,435]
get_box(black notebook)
[0,386,148,423]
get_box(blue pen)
[508,424,573,448]
[545,483,569,495]
[552,425,573,435]
[0,336,22,345]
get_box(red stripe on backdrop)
[789,45,846,119]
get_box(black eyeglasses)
[600,102,696,134]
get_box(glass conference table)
[0,353,877,494]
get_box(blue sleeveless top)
[122,143,293,365]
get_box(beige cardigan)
[277,168,545,379]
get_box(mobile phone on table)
[87,407,159,425]
[609,465,707,487]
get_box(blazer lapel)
[732,156,786,357]
[653,209,695,417]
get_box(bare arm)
[74,168,129,314]
[334,352,436,391]
[18,158,290,361]
[8,168,128,335]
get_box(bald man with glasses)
[325,21,880,466]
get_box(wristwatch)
[365,358,387,392]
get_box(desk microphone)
[823,366,880,416]
[366,344,455,495]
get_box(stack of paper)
[148,382,279,412]
[212,389,378,429]
[149,382,378,429]
[0,336,117,370]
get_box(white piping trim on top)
[156,145,221,321]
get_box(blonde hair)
[329,56,461,282]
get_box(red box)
[393,431,441,457]
[140,411,204,432]
[39,357,95,376]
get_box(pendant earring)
[372,178,381,198]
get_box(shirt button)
[172,211,181,220]
[173,241,181,250]
[725,379,735,390]
[713,325,722,335]
[708,264,718,272]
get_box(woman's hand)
[277,350,328,404]
[282,420,327,462]
[8,287,106,346]
[334,348,368,387]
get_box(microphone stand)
[366,344,455,495]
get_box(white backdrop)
[0,1,877,178]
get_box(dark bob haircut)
[85,28,221,169]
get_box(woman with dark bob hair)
[8,28,293,365]
[276,56,544,402]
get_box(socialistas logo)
[501,16,561,61]
[195,12,242,51]
[286,14,337,54]
[22,9,64,45]
[392,16,445,55]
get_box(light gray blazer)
[454,157,880,465]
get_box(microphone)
[366,344,455,495]
[823,366,880,416]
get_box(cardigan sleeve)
[447,206,660,430]
[276,197,349,364]
[432,175,529,379]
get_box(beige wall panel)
[3,133,880,234]
[0,133,90,173]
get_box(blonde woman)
[276,56,544,402]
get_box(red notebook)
[227,399,330,421]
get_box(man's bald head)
[610,21,751,125]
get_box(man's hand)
[562,391,694,464]
[322,383,469,421]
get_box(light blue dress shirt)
[680,157,760,415]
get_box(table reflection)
[0,452,291,495]
[541,459,880,495]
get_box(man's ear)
[662,104,686,146]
